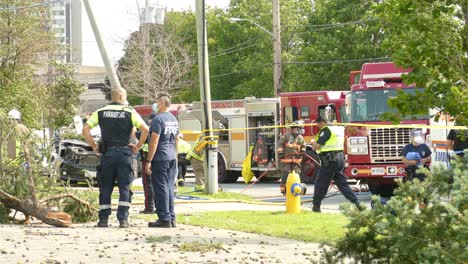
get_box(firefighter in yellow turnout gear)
[186,135,208,191]
[5,109,30,162]
[277,121,306,195]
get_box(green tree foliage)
[0,0,82,129]
[45,63,85,129]
[373,1,468,124]
[322,156,468,263]
[208,0,314,98]
[295,0,387,91]
[171,0,387,100]
[0,0,57,126]
[163,11,199,103]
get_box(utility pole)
[142,0,150,103]
[82,0,121,89]
[272,0,282,97]
[195,0,218,194]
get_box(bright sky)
[82,0,230,66]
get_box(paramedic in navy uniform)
[145,93,179,228]
[83,87,148,228]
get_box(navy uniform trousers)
[98,146,134,221]
[313,153,358,207]
[151,159,177,222]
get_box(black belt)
[108,145,129,148]
[320,151,343,155]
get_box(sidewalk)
[0,218,324,263]
[0,179,328,263]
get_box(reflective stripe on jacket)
[187,137,203,161]
[178,139,191,154]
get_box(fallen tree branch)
[0,189,72,227]
[41,193,98,212]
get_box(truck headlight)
[347,137,368,155]
[349,147,368,154]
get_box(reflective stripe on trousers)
[98,147,134,221]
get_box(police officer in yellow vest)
[311,116,361,213]
[186,135,206,191]
[83,88,149,228]
[277,121,306,195]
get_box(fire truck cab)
[345,62,431,196]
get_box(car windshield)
[347,88,428,122]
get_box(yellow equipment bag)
[242,145,255,183]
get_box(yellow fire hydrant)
[286,170,307,214]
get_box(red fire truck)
[279,91,347,183]
[134,104,186,121]
[344,62,430,196]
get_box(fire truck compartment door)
[229,116,247,166]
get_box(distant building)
[49,0,82,64]
[76,66,108,114]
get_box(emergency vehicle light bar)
[366,81,386,88]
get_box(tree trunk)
[0,189,72,227]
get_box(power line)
[283,18,378,36]
[0,0,64,11]
[209,42,262,58]
[303,18,377,29]
[179,56,387,87]
[283,57,388,65]
[210,63,271,79]
[209,35,262,57]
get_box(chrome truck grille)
[369,128,412,163]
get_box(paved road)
[132,171,373,214]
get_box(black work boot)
[139,209,156,214]
[171,221,176,228]
[119,219,129,228]
[280,184,286,196]
[97,219,108,227]
[354,202,365,211]
[148,220,171,228]
[312,205,321,213]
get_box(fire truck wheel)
[226,171,240,183]
[217,154,229,183]
[300,159,317,184]
[367,181,395,197]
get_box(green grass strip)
[178,210,348,244]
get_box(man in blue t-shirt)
[145,93,179,228]
[401,129,432,182]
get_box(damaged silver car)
[51,138,100,184]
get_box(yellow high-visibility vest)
[315,126,343,153]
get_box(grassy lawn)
[136,210,348,244]
[130,185,255,201]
